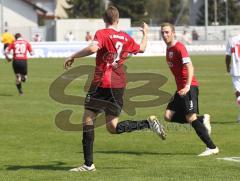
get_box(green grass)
[0,55,239,181]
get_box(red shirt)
[166,41,198,90]
[6,38,33,61]
[92,28,140,88]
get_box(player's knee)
[185,113,197,123]
[106,123,117,134]
[164,113,172,122]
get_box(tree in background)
[109,0,148,26]
[197,0,240,25]
[145,0,171,26]
[66,0,104,18]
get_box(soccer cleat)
[19,90,24,96]
[198,147,219,156]
[69,164,96,172]
[147,115,166,140]
[203,114,211,135]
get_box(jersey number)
[113,41,123,65]
[15,43,26,54]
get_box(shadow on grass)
[5,161,137,171]
[0,93,14,97]
[95,150,195,156]
[211,121,237,125]
[5,161,72,171]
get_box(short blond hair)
[161,22,175,32]
[103,6,119,25]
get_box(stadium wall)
[0,41,226,59]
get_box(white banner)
[0,41,226,59]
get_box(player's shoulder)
[174,41,187,50]
[229,35,240,43]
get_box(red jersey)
[6,38,33,61]
[92,27,140,88]
[166,41,198,90]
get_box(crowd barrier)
[0,41,226,59]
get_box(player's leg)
[164,92,188,124]
[184,87,218,156]
[69,109,96,172]
[186,113,219,156]
[105,114,166,139]
[15,73,23,95]
[21,61,28,83]
[236,91,240,123]
[232,76,240,122]
[12,61,23,94]
[105,88,166,139]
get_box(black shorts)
[3,43,9,50]
[12,60,28,75]
[84,86,124,116]
[167,86,199,122]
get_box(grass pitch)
[0,55,239,181]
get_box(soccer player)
[5,33,33,95]
[160,23,219,156]
[225,34,240,123]
[64,6,166,172]
[1,29,14,61]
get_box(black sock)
[16,83,22,93]
[191,119,216,149]
[116,120,150,134]
[82,125,94,167]
[197,115,204,123]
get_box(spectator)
[85,31,93,42]
[33,33,42,42]
[181,30,192,44]
[192,29,199,41]
[65,31,75,41]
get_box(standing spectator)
[226,34,240,123]
[85,31,93,42]
[5,33,33,95]
[33,33,42,42]
[192,29,199,41]
[1,29,15,61]
[64,6,166,172]
[181,30,192,44]
[64,31,75,41]
[161,22,219,156]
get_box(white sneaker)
[198,147,219,156]
[147,115,166,140]
[69,164,96,172]
[203,114,211,135]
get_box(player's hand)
[140,22,149,35]
[178,86,190,96]
[64,56,74,70]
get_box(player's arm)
[64,45,99,69]
[28,43,34,56]
[139,22,149,53]
[225,55,231,73]
[178,61,194,96]
[4,46,12,62]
